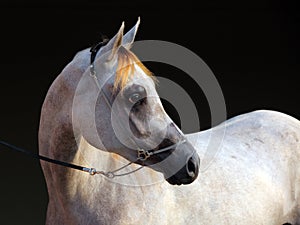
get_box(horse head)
[73,18,200,185]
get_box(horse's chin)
[165,176,191,185]
[165,174,198,185]
[165,176,183,185]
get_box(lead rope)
[0,139,144,178]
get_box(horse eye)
[129,93,141,104]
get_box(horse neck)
[40,49,170,224]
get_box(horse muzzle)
[166,151,200,185]
[149,139,200,185]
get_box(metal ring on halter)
[105,172,115,178]
[137,148,152,161]
[136,138,186,161]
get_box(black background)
[0,0,299,224]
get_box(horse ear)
[122,17,140,49]
[99,22,124,61]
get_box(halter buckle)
[90,64,96,77]
[137,148,151,161]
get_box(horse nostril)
[186,157,196,178]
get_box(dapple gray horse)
[39,18,300,224]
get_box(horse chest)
[81,182,175,225]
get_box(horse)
[39,18,300,225]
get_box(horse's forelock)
[113,47,156,93]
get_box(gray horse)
[39,18,300,224]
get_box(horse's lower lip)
[166,177,193,185]
[166,178,182,185]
